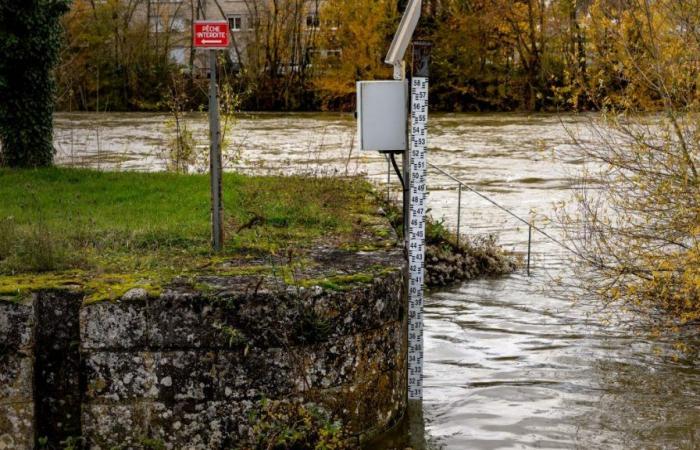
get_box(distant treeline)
[56,0,700,113]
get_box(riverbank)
[382,202,516,288]
[1,167,407,448]
[0,166,517,448]
[0,167,515,299]
[0,167,399,301]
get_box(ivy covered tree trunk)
[0,0,71,168]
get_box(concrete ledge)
[0,249,406,449]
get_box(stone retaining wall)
[0,252,406,449]
[0,299,34,450]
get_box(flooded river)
[54,112,700,449]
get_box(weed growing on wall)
[241,398,348,450]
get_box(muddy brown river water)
[54,112,700,449]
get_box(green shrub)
[0,217,85,274]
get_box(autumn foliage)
[55,0,700,113]
[558,0,700,330]
[314,0,396,110]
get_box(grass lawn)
[0,168,395,301]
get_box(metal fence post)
[457,183,462,247]
[527,223,532,276]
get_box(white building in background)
[144,0,325,73]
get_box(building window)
[228,15,242,31]
[169,47,186,65]
[306,13,320,29]
[149,15,165,33]
[169,16,186,32]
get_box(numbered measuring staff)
[359,0,427,407]
[407,75,429,401]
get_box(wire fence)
[384,156,583,275]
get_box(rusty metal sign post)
[194,21,229,251]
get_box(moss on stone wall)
[0,257,406,448]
